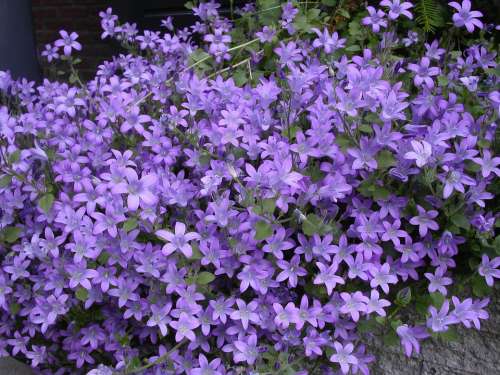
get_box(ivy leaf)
[0,175,12,188]
[1,227,21,244]
[376,150,396,170]
[75,287,89,301]
[435,326,459,342]
[233,69,249,86]
[382,330,399,346]
[429,292,445,308]
[262,198,276,214]
[395,287,412,306]
[196,272,216,285]
[189,244,203,260]
[450,212,470,230]
[472,275,491,297]
[9,302,20,315]
[255,221,273,241]
[123,217,138,232]
[302,214,331,236]
[8,150,21,164]
[39,193,55,214]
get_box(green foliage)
[254,220,273,240]
[1,226,21,244]
[415,0,445,33]
[39,193,55,214]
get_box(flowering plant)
[0,1,499,374]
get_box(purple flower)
[314,261,345,295]
[41,43,59,62]
[366,289,391,317]
[362,7,387,33]
[111,170,157,210]
[67,261,99,290]
[439,166,476,199]
[404,140,433,168]
[276,255,307,287]
[262,227,295,259]
[407,57,440,88]
[472,150,500,178]
[169,312,200,342]
[233,334,259,365]
[311,28,346,53]
[255,26,276,43]
[381,219,408,246]
[340,291,369,322]
[409,205,439,237]
[209,297,234,324]
[191,354,222,375]
[478,255,500,287]
[448,1,483,32]
[425,267,453,295]
[370,263,398,294]
[396,324,429,357]
[54,30,82,56]
[156,222,201,258]
[380,0,413,19]
[329,341,358,374]
[427,300,459,332]
[273,302,299,329]
[274,41,303,68]
[146,303,172,336]
[230,299,260,330]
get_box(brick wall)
[31,0,115,79]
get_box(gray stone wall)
[370,289,500,375]
[1,290,499,375]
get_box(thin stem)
[131,38,261,109]
[123,339,187,374]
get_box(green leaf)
[196,272,216,285]
[126,357,142,371]
[345,45,361,52]
[430,292,445,308]
[123,217,138,232]
[376,150,396,170]
[450,212,470,230]
[436,326,459,342]
[321,0,337,5]
[472,275,491,297]
[9,302,20,315]
[75,287,89,301]
[0,175,12,188]
[8,150,21,164]
[39,193,55,214]
[437,75,449,87]
[382,330,399,346]
[359,123,373,134]
[189,243,203,260]
[395,287,412,306]
[338,8,351,19]
[358,318,379,333]
[372,186,390,200]
[97,251,110,265]
[415,0,445,32]
[302,214,331,236]
[254,221,273,241]
[262,198,276,214]
[1,227,21,243]
[233,69,248,86]
[257,0,281,26]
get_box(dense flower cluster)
[0,1,499,374]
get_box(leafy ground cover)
[0,1,499,374]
